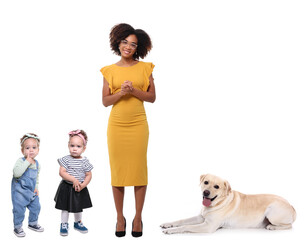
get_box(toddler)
[54,130,93,236]
[11,133,44,237]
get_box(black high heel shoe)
[115,217,126,237]
[131,220,143,238]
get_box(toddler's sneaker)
[60,223,69,236]
[14,228,26,237]
[28,224,44,232]
[74,221,88,233]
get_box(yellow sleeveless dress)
[100,61,154,186]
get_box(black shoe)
[131,220,143,238]
[115,217,126,237]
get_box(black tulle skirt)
[54,180,92,213]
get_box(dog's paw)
[162,228,176,234]
[160,223,174,229]
[266,224,280,230]
[266,224,292,230]
[162,226,185,234]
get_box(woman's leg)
[112,186,125,231]
[133,185,147,231]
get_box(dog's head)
[200,174,231,208]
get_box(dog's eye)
[204,181,209,185]
[214,185,219,189]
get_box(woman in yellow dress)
[100,23,155,237]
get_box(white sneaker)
[14,228,26,237]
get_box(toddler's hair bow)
[21,133,40,145]
[68,130,86,145]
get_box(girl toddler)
[54,130,93,236]
[11,133,44,237]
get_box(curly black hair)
[110,23,152,60]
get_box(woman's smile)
[119,34,137,58]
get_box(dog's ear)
[224,180,231,194]
[200,174,206,185]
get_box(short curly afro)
[110,23,152,60]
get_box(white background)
[1,0,303,239]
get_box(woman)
[100,23,155,237]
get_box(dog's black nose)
[203,190,210,197]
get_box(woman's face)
[119,34,138,59]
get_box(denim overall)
[11,158,41,229]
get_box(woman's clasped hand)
[120,80,134,96]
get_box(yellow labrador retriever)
[161,174,296,234]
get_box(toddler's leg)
[74,212,82,222]
[12,200,27,229]
[74,212,88,233]
[28,196,41,227]
[61,210,69,223]
[27,196,44,232]
[60,211,69,236]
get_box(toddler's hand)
[34,189,39,196]
[77,183,86,192]
[26,153,35,164]
[73,179,80,191]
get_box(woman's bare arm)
[126,74,156,103]
[102,78,125,107]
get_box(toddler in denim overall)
[11,133,44,237]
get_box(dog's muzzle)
[202,190,217,207]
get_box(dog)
[161,174,296,234]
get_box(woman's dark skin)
[102,33,155,232]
